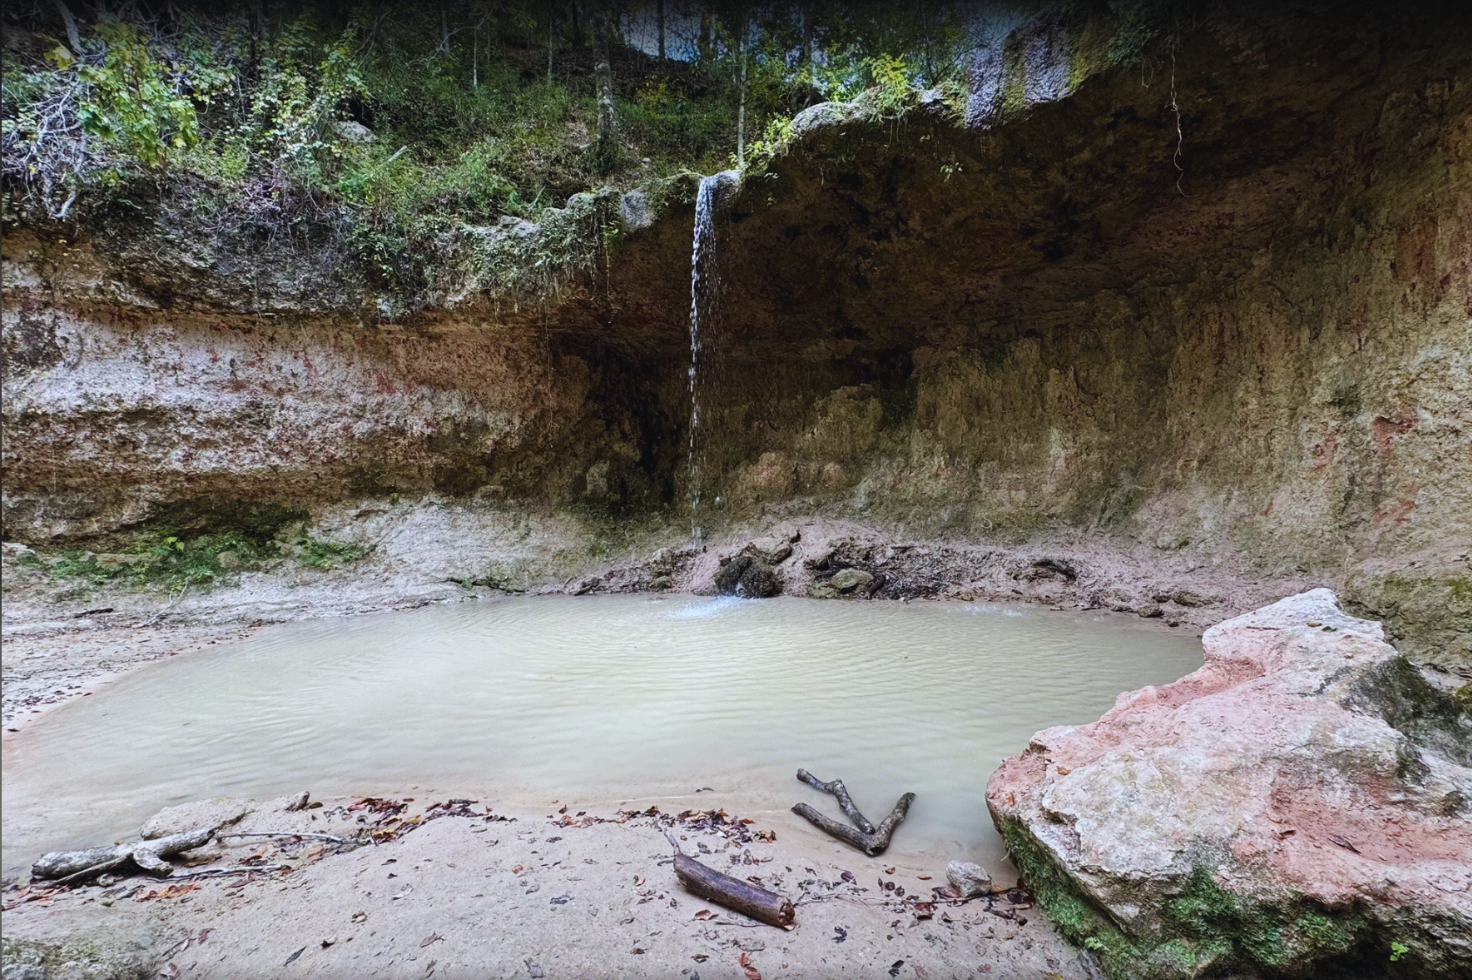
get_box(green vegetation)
[14,499,370,589]
[20,528,372,588]
[298,538,371,570]
[998,818,1377,979]
[5,1,1161,305]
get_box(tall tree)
[735,4,748,168]
[591,8,617,170]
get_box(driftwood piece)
[791,769,915,857]
[33,825,217,884]
[796,769,874,834]
[665,833,795,930]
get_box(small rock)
[744,538,793,565]
[650,575,673,591]
[946,861,992,898]
[333,120,375,143]
[831,568,875,594]
[1136,604,1164,619]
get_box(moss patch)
[997,818,1379,979]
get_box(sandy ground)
[2,794,1097,980]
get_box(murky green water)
[1,595,1202,875]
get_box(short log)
[666,834,794,930]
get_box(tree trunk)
[657,0,666,59]
[592,11,617,169]
[736,7,748,168]
[52,0,83,55]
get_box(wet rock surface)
[988,590,1472,979]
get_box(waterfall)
[688,171,738,543]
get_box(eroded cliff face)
[2,4,1468,668]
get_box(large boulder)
[712,555,782,598]
[988,589,1472,980]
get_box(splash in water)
[688,171,738,542]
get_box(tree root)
[791,769,915,857]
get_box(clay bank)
[2,0,1470,977]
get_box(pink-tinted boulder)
[987,589,1471,979]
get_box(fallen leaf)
[692,954,708,963]
[694,909,714,920]
[913,903,935,920]
[888,959,905,977]
[1327,834,1361,854]
[524,959,544,979]
[420,932,443,947]
[197,929,213,944]
[840,871,856,883]
[740,952,761,980]
[284,947,305,966]
[512,865,524,875]
[917,875,931,880]
[158,965,179,979]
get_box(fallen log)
[33,825,217,885]
[791,769,914,857]
[665,832,794,930]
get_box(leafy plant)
[77,19,202,168]
[297,538,370,570]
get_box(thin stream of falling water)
[687,171,737,544]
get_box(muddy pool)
[1,595,1203,875]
